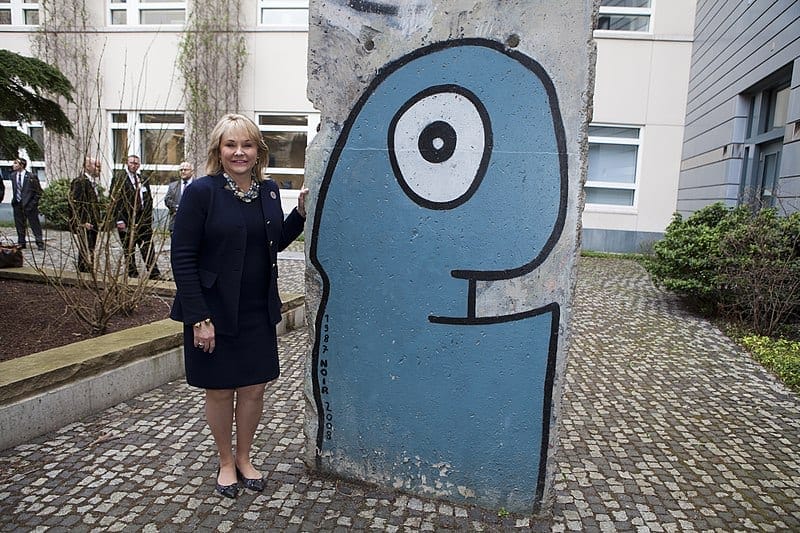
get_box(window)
[111,112,185,185]
[0,0,40,26]
[585,125,641,207]
[258,113,315,189]
[0,121,46,182]
[109,0,185,26]
[259,0,308,30]
[739,69,792,209]
[596,0,651,32]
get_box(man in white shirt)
[10,157,44,250]
[110,154,162,279]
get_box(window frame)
[109,111,185,185]
[258,0,309,31]
[738,72,792,209]
[584,123,643,211]
[0,0,41,26]
[595,0,652,34]
[108,0,186,27]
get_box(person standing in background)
[70,157,102,272]
[164,161,194,234]
[110,154,162,279]
[10,157,44,250]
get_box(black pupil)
[418,121,457,164]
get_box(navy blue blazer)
[169,174,305,335]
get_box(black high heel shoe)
[215,468,239,499]
[236,467,265,492]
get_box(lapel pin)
[270,191,277,199]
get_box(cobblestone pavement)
[1,253,799,531]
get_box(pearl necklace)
[223,173,260,203]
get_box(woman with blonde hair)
[170,113,308,498]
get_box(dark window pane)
[259,115,308,126]
[140,9,184,24]
[29,126,44,160]
[112,129,128,164]
[0,10,11,24]
[262,131,307,168]
[140,113,183,124]
[588,126,639,139]
[111,113,128,123]
[110,10,126,24]
[588,144,637,184]
[597,14,649,31]
[23,9,38,25]
[142,128,184,165]
[585,187,634,206]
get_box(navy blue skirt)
[183,198,278,389]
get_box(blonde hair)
[205,114,269,181]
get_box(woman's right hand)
[193,321,216,353]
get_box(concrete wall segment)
[304,0,597,515]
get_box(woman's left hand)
[297,187,309,218]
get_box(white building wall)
[582,0,696,253]
[0,0,316,214]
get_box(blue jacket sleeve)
[169,180,212,325]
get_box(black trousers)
[75,227,98,271]
[12,202,43,247]
[118,224,160,277]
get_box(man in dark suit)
[110,154,161,279]
[70,156,102,272]
[163,161,194,233]
[10,157,44,250]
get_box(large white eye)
[388,85,492,209]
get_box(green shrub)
[39,178,110,231]
[738,335,800,393]
[647,203,800,336]
[718,209,800,335]
[39,178,72,230]
[645,202,732,313]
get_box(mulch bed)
[0,278,174,362]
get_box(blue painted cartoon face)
[313,41,566,321]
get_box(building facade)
[583,0,696,252]
[677,0,800,216]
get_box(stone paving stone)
[1,254,799,530]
